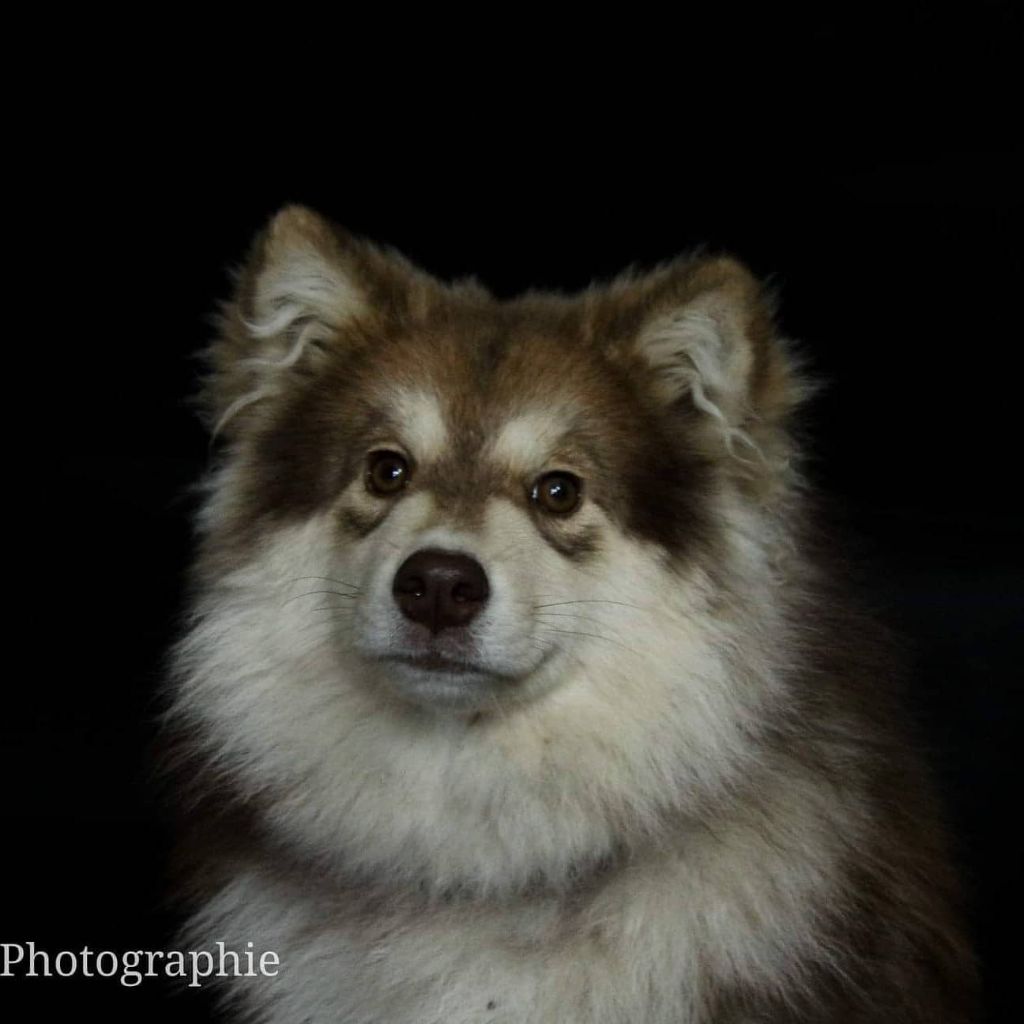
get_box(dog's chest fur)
[192,807,836,1024]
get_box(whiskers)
[534,599,643,612]
[282,590,360,607]
[531,598,641,657]
[282,576,363,647]
[283,576,362,607]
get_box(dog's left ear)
[605,256,810,460]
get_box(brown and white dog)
[166,206,977,1022]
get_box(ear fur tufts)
[201,206,370,439]
[625,256,806,478]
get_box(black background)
[4,10,1021,1020]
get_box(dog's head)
[177,206,810,891]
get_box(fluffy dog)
[166,206,977,1022]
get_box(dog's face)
[249,314,723,715]
[179,207,807,891]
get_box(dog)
[165,205,977,1022]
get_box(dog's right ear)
[201,205,389,440]
[240,204,367,344]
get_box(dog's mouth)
[354,615,559,710]
[385,652,492,675]
[365,642,551,712]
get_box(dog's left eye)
[366,451,410,496]
[531,472,582,515]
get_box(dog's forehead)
[385,382,595,474]
[389,388,451,462]
[380,382,581,464]
[486,407,580,468]
[339,328,600,531]
[364,321,619,467]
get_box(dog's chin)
[373,656,512,712]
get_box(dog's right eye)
[366,451,410,496]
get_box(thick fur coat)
[165,206,977,1022]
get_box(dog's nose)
[392,549,490,633]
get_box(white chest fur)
[190,802,838,1024]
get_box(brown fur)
[170,207,979,1022]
